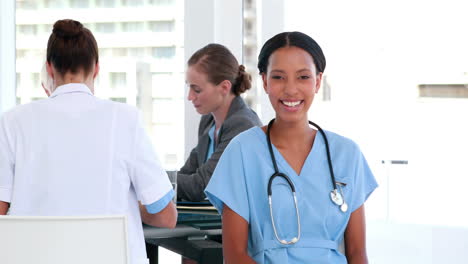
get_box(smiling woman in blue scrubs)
[205,32,378,263]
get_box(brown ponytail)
[46,19,98,77]
[232,65,252,96]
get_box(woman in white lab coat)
[0,19,177,264]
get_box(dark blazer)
[177,96,262,201]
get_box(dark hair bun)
[233,64,252,95]
[47,19,98,76]
[53,19,83,38]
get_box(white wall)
[256,0,285,123]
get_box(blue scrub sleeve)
[350,149,378,212]
[205,138,250,223]
[145,189,174,214]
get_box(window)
[112,48,128,57]
[244,46,254,60]
[19,49,43,60]
[149,0,175,6]
[69,0,89,8]
[128,48,147,58]
[152,73,174,98]
[152,98,174,124]
[16,0,37,9]
[31,73,39,88]
[95,0,115,8]
[245,20,253,33]
[152,47,175,59]
[44,0,66,8]
[18,25,37,35]
[40,24,52,35]
[245,0,254,9]
[321,75,331,101]
[99,48,112,57]
[16,73,21,91]
[15,0,184,171]
[149,21,175,32]
[16,49,26,59]
[122,22,144,32]
[83,23,94,31]
[109,72,127,90]
[122,0,144,7]
[95,23,115,33]
[242,0,259,112]
[419,84,468,98]
[109,97,127,103]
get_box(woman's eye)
[299,75,311,80]
[271,75,283,80]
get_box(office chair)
[0,215,129,264]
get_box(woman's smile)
[280,99,304,111]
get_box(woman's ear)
[93,63,100,79]
[219,79,232,95]
[315,72,323,94]
[261,73,268,94]
[46,61,54,80]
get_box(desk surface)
[144,207,222,239]
[143,224,221,239]
[144,211,223,264]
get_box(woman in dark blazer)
[177,43,262,202]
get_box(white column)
[256,0,285,123]
[183,0,243,159]
[0,0,16,114]
[259,0,284,44]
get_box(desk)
[144,215,223,264]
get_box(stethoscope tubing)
[266,118,338,191]
[266,118,346,245]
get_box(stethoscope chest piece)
[330,189,343,206]
[330,189,348,212]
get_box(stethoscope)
[266,118,348,245]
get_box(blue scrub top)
[205,124,216,162]
[205,127,378,263]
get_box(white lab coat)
[0,83,172,264]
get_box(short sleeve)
[205,138,250,223]
[129,114,173,205]
[0,116,14,203]
[349,149,378,212]
[145,189,175,214]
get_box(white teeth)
[282,101,301,107]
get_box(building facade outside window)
[15,0,185,169]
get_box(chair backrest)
[0,215,129,264]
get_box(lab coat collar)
[50,83,93,98]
